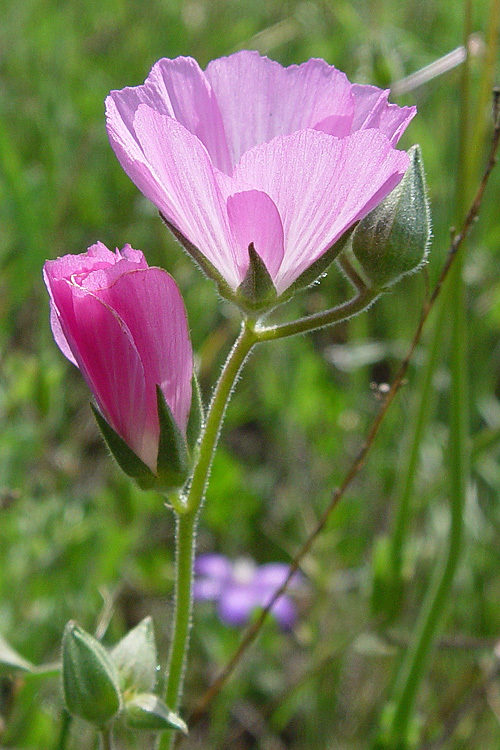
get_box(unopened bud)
[352,145,431,289]
[62,621,122,727]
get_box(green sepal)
[234,243,278,312]
[91,404,157,490]
[351,144,431,290]
[160,213,234,300]
[62,621,122,728]
[124,693,188,734]
[110,617,157,694]
[155,386,190,490]
[186,373,204,454]
[282,227,355,301]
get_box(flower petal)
[226,189,284,280]
[205,51,355,167]
[107,57,232,173]
[218,586,256,627]
[351,85,416,144]
[108,103,242,290]
[263,595,297,630]
[233,128,409,293]
[193,554,233,601]
[253,563,303,590]
[46,298,78,366]
[44,243,148,367]
[48,279,149,466]
[194,553,233,580]
[93,268,193,438]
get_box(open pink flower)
[106,51,415,299]
[43,243,192,472]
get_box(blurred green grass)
[1,0,500,747]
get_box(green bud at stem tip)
[352,145,431,290]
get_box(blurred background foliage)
[1,0,500,747]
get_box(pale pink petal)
[233,128,409,294]
[226,190,284,280]
[108,103,242,290]
[76,246,149,292]
[94,267,193,437]
[106,94,153,171]
[44,244,148,366]
[44,242,117,283]
[351,85,416,144]
[107,57,232,173]
[48,278,149,466]
[205,51,355,167]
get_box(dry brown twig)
[184,96,500,733]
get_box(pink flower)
[106,51,415,300]
[43,243,192,472]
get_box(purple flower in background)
[43,243,193,472]
[194,554,304,630]
[106,51,415,298]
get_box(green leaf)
[235,242,278,311]
[62,621,122,727]
[124,693,187,733]
[156,386,190,489]
[110,617,157,694]
[91,404,157,490]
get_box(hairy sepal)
[155,385,190,490]
[234,242,278,312]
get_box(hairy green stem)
[160,323,257,748]
[185,322,258,515]
[165,511,198,712]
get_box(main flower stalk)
[162,322,257,746]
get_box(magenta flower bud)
[106,51,416,310]
[43,243,193,477]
